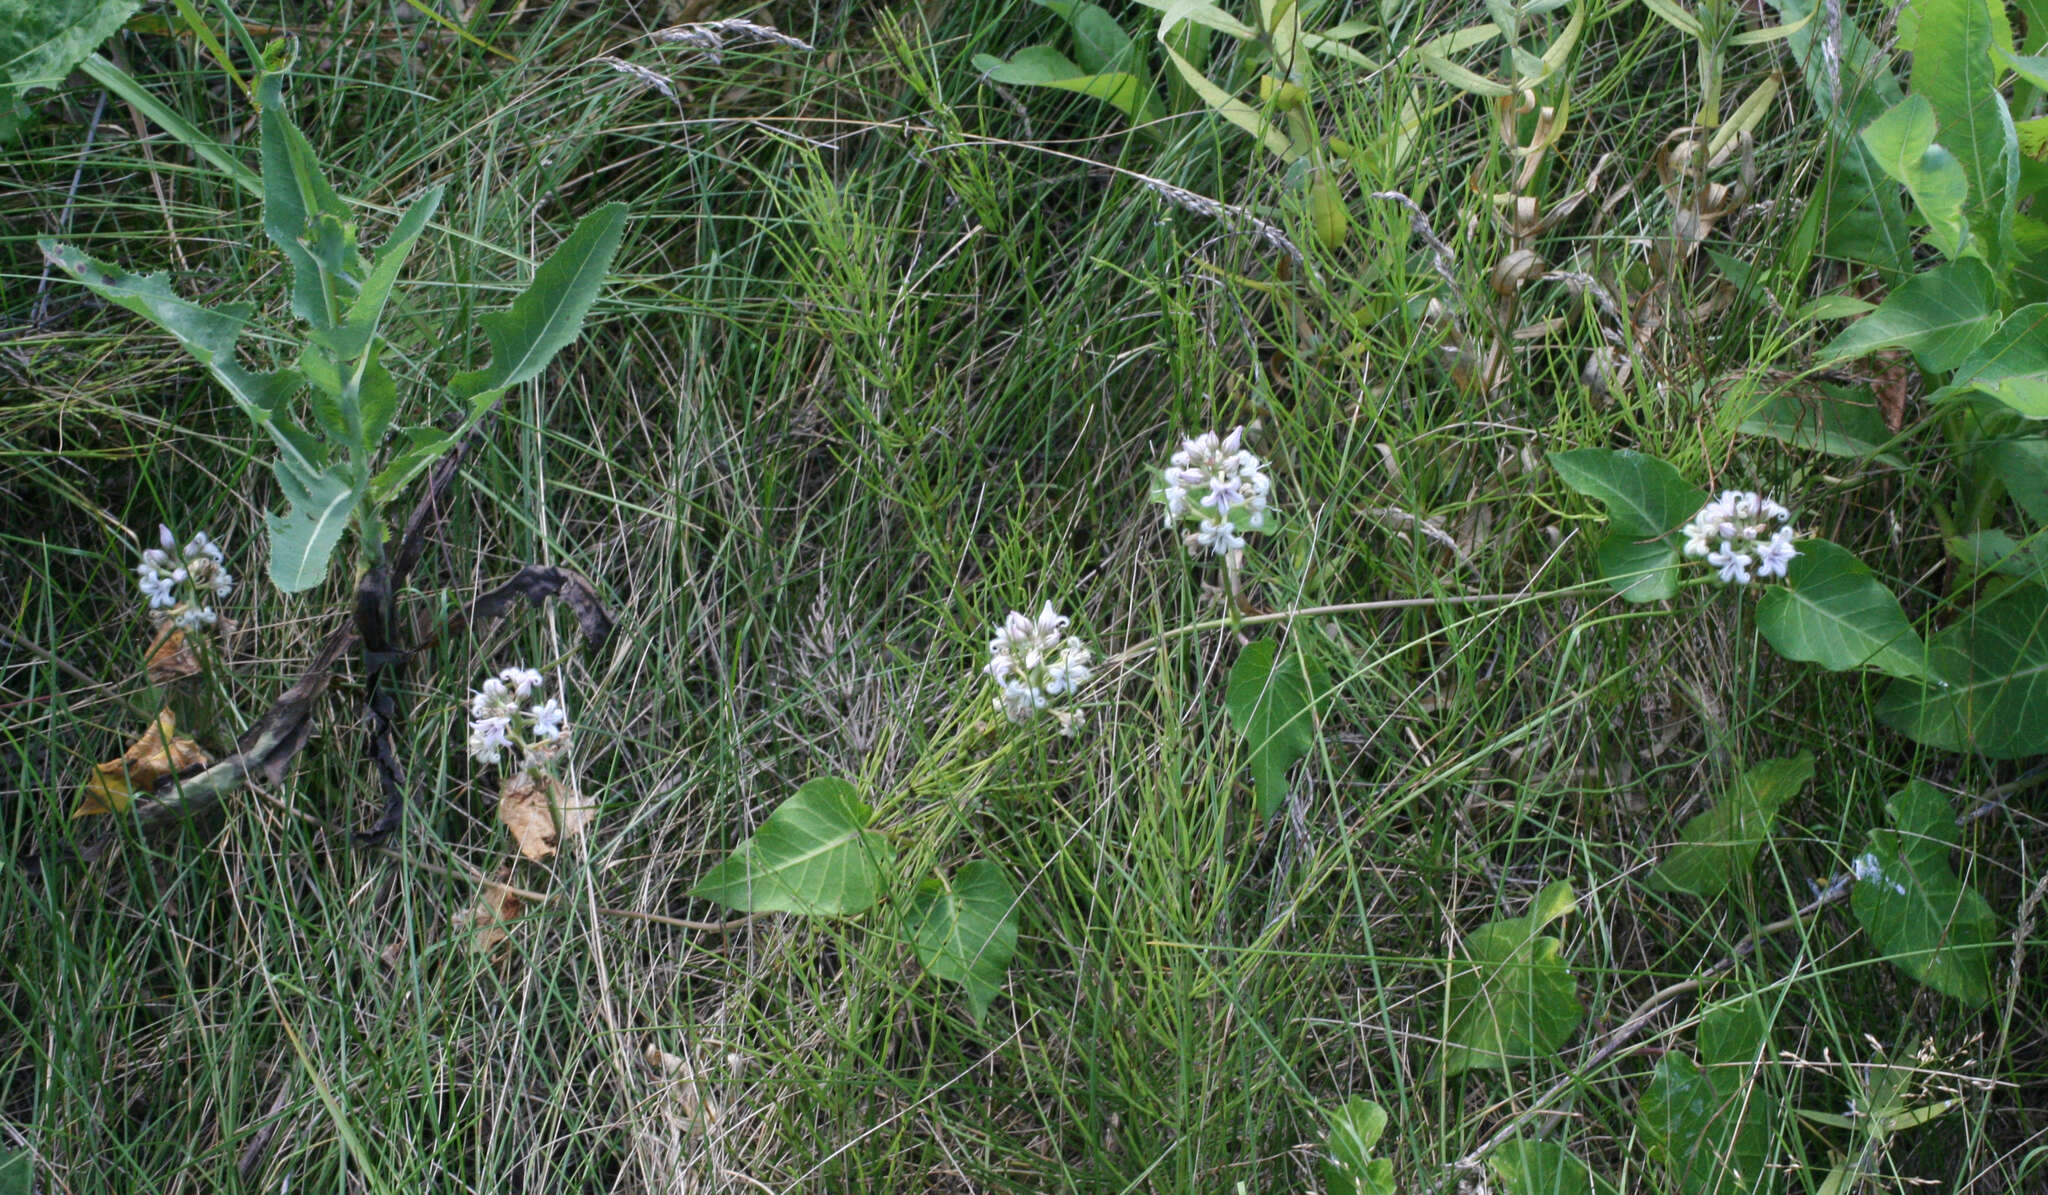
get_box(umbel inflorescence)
[985,603,1093,729]
[468,666,570,773]
[136,525,235,631]
[1154,426,1275,557]
[1681,490,1799,585]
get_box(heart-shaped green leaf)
[690,777,894,916]
[904,860,1019,1020]
[1756,539,1937,681]
[1850,782,1999,1006]
[1647,754,1814,900]
[1440,880,1582,1074]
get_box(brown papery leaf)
[451,868,525,956]
[497,747,595,862]
[75,710,209,817]
[143,624,200,685]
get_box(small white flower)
[1205,475,1245,511]
[1708,542,1753,585]
[470,677,517,719]
[468,715,514,765]
[184,532,224,563]
[159,524,178,555]
[1032,601,1069,640]
[1755,529,1799,579]
[498,666,545,699]
[529,697,568,741]
[138,571,178,608]
[1190,517,1246,556]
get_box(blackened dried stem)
[78,400,509,847]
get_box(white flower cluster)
[467,666,569,770]
[985,603,1093,726]
[1680,490,1798,585]
[1156,427,1274,557]
[136,525,234,630]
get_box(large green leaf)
[1647,753,1814,900]
[690,777,894,916]
[1224,638,1331,818]
[36,241,316,473]
[259,71,361,332]
[1322,1098,1396,1195]
[1877,583,2048,757]
[1860,94,1973,260]
[0,0,140,104]
[1946,303,2048,416]
[1989,438,2048,523]
[448,203,628,401]
[1037,0,1139,74]
[1440,880,1582,1075]
[1549,449,1708,602]
[1780,0,1912,278]
[265,459,356,593]
[1756,540,1937,681]
[1737,386,1902,464]
[1640,997,1780,1195]
[903,860,1018,1020]
[971,47,1166,131]
[1909,0,2019,264]
[1490,1137,1620,1195]
[1820,258,1996,372]
[1850,782,1999,1006]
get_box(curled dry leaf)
[641,1045,720,1126]
[144,624,200,685]
[451,868,525,956]
[498,745,596,862]
[76,709,209,817]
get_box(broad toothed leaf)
[449,203,628,400]
[265,460,355,593]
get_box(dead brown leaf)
[497,749,595,862]
[450,869,525,956]
[76,709,209,817]
[143,624,200,685]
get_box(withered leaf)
[497,751,595,862]
[76,710,209,817]
[143,624,200,685]
[451,868,525,956]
